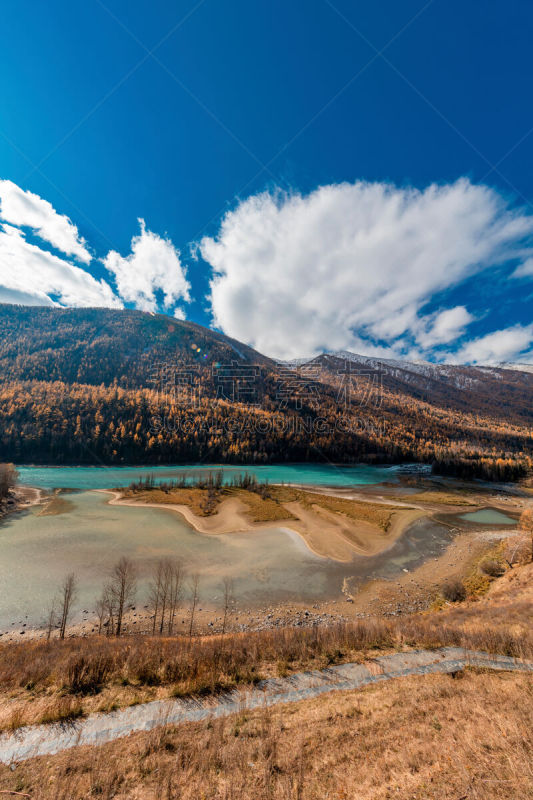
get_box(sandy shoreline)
[101,489,428,563]
[0,485,44,518]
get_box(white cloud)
[416,306,475,347]
[201,180,533,360]
[0,285,55,306]
[450,323,533,365]
[104,219,190,313]
[513,256,533,278]
[0,223,120,308]
[0,180,91,263]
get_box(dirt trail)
[1,647,531,764]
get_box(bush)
[441,579,466,603]
[479,558,504,578]
[67,655,113,694]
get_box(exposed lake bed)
[0,464,523,639]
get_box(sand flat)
[106,491,427,562]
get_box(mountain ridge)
[0,305,531,478]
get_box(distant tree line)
[432,456,530,482]
[1,379,532,481]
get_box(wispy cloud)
[0,222,120,308]
[0,179,92,263]
[450,323,533,365]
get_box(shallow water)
[0,491,453,630]
[16,463,406,491]
[459,508,517,525]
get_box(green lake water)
[459,508,517,525]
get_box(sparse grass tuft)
[38,695,85,725]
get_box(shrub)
[479,558,504,577]
[67,655,113,694]
[441,579,466,603]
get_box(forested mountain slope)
[0,305,531,478]
[309,352,533,425]
[0,305,272,389]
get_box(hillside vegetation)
[1,670,529,800]
[0,305,532,478]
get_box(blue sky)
[1,0,533,362]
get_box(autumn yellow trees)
[0,306,532,480]
[0,378,532,479]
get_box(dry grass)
[1,669,531,799]
[391,490,478,506]
[273,487,404,531]
[1,584,531,733]
[121,484,406,528]
[226,488,297,522]
[434,559,533,639]
[120,486,298,522]
[120,487,215,516]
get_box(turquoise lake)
[16,463,405,491]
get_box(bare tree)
[58,573,77,640]
[46,598,56,641]
[167,559,184,635]
[188,573,200,639]
[158,562,170,636]
[221,576,235,634]
[148,559,166,635]
[95,586,110,635]
[0,463,17,501]
[149,558,185,636]
[103,584,116,636]
[110,557,137,636]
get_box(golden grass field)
[390,490,478,505]
[0,669,530,799]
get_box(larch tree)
[58,573,77,640]
[110,557,137,636]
